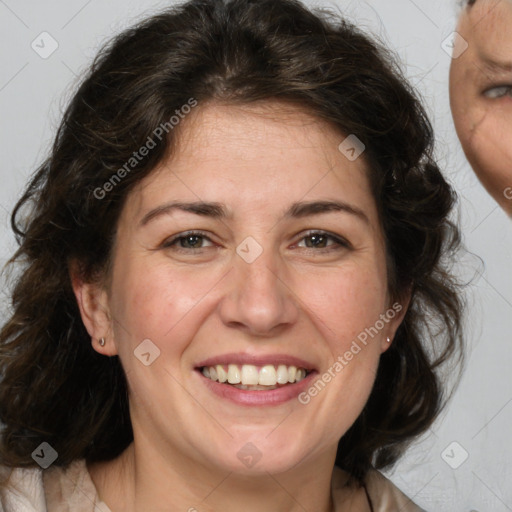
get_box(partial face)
[91,103,403,476]
[450,0,512,215]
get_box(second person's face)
[450,0,512,214]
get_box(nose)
[218,247,300,337]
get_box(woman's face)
[450,0,512,214]
[82,102,404,475]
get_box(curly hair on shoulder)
[0,0,463,483]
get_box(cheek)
[109,255,221,356]
[306,265,390,418]
[297,269,389,445]
[302,264,388,352]
[449,62,473,128]
[466,111,512,185]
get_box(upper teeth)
[202,364,307,386]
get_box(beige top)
[0,460,424,511]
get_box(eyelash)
[161,230,351,253]
[483,85,512,99]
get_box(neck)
[88,440,350,512]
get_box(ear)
[69,261,118,356]
[380,291,411,353]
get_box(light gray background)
[1,0,511,510]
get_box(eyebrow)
[479,56,512,75]
[139,199,369,227]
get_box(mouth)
[198,363,311,390]
[194,354,317,405]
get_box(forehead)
[456,0,512,79]
[174,101,342,160]
[128,101,379,225]
[155,101,367,181]
[461,0,512,49]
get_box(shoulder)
[0,464,46,512]
[364,469,426,512]
[331,466,426,512]
[0,459,110,512]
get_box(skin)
[72,102,407,512]
[450,0,512,215]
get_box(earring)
[99,337,106,347]
[386,337,391,343]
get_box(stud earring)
[99,337,106,347]
[386,337,391,343]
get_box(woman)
[0,0,463,510]
[450,0,512,215]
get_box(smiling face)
[76,102,405,478]
[450,0,512,214]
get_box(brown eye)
[163,231,214,250]
[178,235,205,249]
[296,231,350,251]
[304,233,329,248]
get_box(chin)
[226,453,306,476]
[211,438,312,476]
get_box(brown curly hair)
[0,0,463,484]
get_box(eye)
[294,230,350,251]
[160,230,350,254]
[162,231,215,251]
[483,85,512,99]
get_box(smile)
[194,353,317,405]
[201,364,309,390]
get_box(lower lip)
[195,369,318,406]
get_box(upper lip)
[195,353,317,371]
